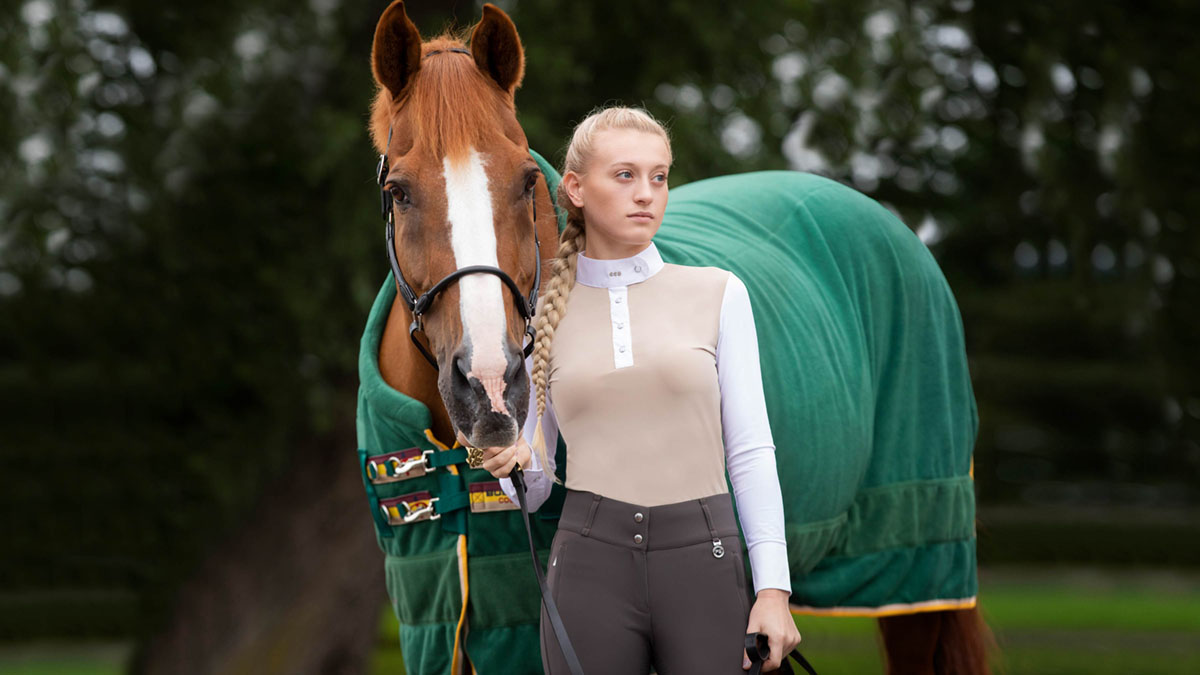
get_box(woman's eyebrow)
[609,161,670,170]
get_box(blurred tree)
[505,0,1197,512]
[2,0,1197,670]
[2,0,420,671]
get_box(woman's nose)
[634,179,653,204]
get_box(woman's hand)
[742,588,802,671]
[457,432,532,479]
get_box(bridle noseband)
[375,48,541,371]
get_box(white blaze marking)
[444,148,509,415]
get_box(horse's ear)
[372,0,422,99]
[470,3,525,96]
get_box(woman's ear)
[561,171,585,209]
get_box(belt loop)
[581,493,602,537]
[698,497,720,539]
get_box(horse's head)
[369,1,543,448]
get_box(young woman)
[477,107,801,673]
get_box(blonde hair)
[529,106,673,480]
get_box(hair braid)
[529,187,586,481]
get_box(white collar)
[574,241,665,288]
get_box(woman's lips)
[629,212,654,222]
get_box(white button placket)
[609,285,633,369]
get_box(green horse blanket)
[356,150,978,674]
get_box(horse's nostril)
[506,353,525,381]
[454,354,471,381]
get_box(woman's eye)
[618,170,633,179]
[654,174,668,183]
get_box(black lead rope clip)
[746,632,819,675]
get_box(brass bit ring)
[465,445,485,469]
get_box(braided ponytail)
[529,196,584,479]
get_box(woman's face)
[564,128,671,259]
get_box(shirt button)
[614,297,623,304]
[616,322,624,329]
[634,265,643,273]
[634,512,644,523]
[633,534,643,544]
[618,345,626,353]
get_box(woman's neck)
[581,239,654,261]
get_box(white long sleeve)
[718,273,792,594]
[498,353,558,511]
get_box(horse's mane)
[369,33,514,163]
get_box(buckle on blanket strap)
[379,489,472,526]
[365,448,470,484]
[366,449,433,483]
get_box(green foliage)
[502,0,1199,507]
[0,0,390,619]
[2,0,1197,642]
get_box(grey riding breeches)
[540,489,753,674]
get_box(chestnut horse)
[369,2,554,451]
[365,1,989,673]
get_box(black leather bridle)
[376,47,541,371]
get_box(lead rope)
[708,496,817,675]
[745,632,818,675]
[509,469,586,674]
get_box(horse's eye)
[524,172,539,194]
[389,184,411,206]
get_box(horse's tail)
[877,605,993,675]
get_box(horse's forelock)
[370,35,514,164]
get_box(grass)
[5,567,1198,674]
[0,643,132,675]
[372,566,1200,674]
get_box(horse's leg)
[878,607,991,675]
[932,607,992,675]
[878,610,940,675]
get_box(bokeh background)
[2,0,1198,673]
